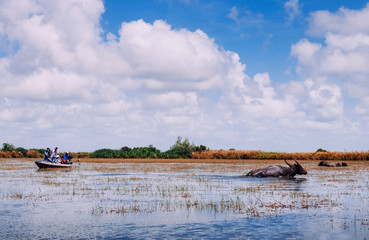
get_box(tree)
[16,147,28,157]
[120,146,132,152]
[2,143,15,152]
[167,136,194,158]
[316,148,328,152]
[193,145,208,152]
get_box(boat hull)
[35,161,73,169]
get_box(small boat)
[35,160,73,169]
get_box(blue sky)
[1,0,369,152]
[102,0,368,82]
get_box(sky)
[1,0,369,153]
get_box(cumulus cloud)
[307,3,369,36]
[0,0,263,150]
[116,19,235,90]
[0,0,368,152]
[291,3,369,119]
[0,2,243,98]
[291,39,321,68]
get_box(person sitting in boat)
[44,148,51,162]
[63,152,71,164]
[50,146,60,163]
[60,155,66,164]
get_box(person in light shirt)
[50,146,60,163]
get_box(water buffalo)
[318,161,348,167]
[246,160,307,178]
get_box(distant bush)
[30,148,45,155]
[16,147,28,157]
[11,150,23,158]
[89,149,120,158]
[26,150,42,158]
[89,145,162,159]
[0,151,12,158]
[0,144,24,158]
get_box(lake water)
[0,159,368,239]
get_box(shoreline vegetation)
[4,158,368,165]
[1,137,369,161]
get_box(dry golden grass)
[192,150,369,161]
[0,150,23,158]
[0,151,13,158]
[26,150,42,158]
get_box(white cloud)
[0,0,369,152]
[325,33,369,51]
[228,7,238,22]
[321,49,369,74]
[145,92,198,109]
[291,3,369,121]
[116,19,232,90]
[227,6,263,26]
[284,0,301,22]
[0,0,256,150]
[1,68,94,101]
[307,3,369,36]
[290,39,321,66]
[228,6,239,22]
[307,83,343,120]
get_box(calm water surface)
[0,159,368,239]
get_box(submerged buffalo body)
[246,160,307,178]
[318,161,348,167]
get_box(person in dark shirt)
[44,148,51,162]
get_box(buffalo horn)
[285,160,292,167]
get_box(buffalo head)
[285,160,307,175]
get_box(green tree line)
[2,139,369,161]
[0,137,208,159]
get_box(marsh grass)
[10,193,23,199]
[1,158,368,234]
[41,179,64,186]
[84,173,343,218]
[89,191,340,217]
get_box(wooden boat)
[35,160,73,169]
